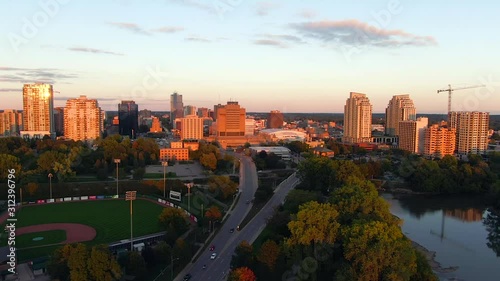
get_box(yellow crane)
[437,84,485,115]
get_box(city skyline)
[1,1,500,113]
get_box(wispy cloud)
[0,88,21,92]
[0,67,78,84]
[256,1,279,16]
[109,22,150,35]
[254,39,287,48]
[185,36,211,43]
[68,47,124,56]
[54,96,118,101]
[253,34,305,48]
[298,9,317,19]
[167,0,215,14]
[291,19,437,48]
[151,26,184,33]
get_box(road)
[175,157,300,281]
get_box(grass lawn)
[9,199,165,262]
[17,230,66,249]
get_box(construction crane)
[437,84,485,115]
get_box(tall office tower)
[53,107,64,136]
[170,92,184,124]
[215,101,246,137]
[398,117,428,154]
[197,107,209,118]
[21,83,55,139]
[184,105,196,116]
[267,110,284,129]
[343,92,372,143]
[0,109,23,137]
[385,94,416,136]
[424,124,456,158]
[449,111,489,154]
[180,115,204,140]
[150,117,162,133]
[64,96,102,141]
[118,100,139,139]
[213,104,224,121]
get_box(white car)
[210,253,217,260]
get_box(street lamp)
[185,182,193,212]
[114,159,121,197]
[162,161,168,198]
[48,173,53,199]
[125,191,137,252]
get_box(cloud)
[291,19,437,48]
[0,67,78,84]
[68,47,124,56]
[185,36,211,43]
[151,26,184,33]
[167,0,216,14]
[0,88,21,92]
[254,39,287,48]
[54,96,118,101]
[299,9,317,19]
[256,1,279,16]
[109,22,150,35]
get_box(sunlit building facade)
[0,109,23,137]
[21,83,55,139]
[424,125,456,158]
[449,111,489,154]
[385,94,416,136]
[64,96,102,141]
[343,92,372,143]
[398,117,428,154]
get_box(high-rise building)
[170,92,184,125]
[267,110,284,129]
[424,124,456,158]
[64,96,102,141]
[398,117,428,154]
[184,105,196,117]
[138,109,152,125]
[213,104,224,121]
[21,83,55,139]
[180,115,204,140]
[118,100,139,139]
[449,111,489,154]
[0,109,23,137]
[245,118,255,136]
[150,117,162,133]
[215,101,246,137]
[197,107,209,118]
[53,107,64,136]
[385,94,416,136]
[343,92,372,143]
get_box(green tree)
[26,182,39,196]
[286,201,340,246]
[257,240,280,271]
[200,152,217,170]
[0,154,21,180]
[283,189,321,214]
[158,208,188,244]
[67,243,90,281]
[231,241,254,269]
[133,167,146,180]
[208,175,238,199]
[126,251,147,278]
[87,245,122,281]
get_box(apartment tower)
[215,101,246,137]
[64,96,102,141]
[385,94,416,136]
[343,92,372,143]
[180,115,204,140]
[398,117,428,154]
[21,83,55,139]
[449,111,489,154]
[0,110,23,136]
[118,100,139,139]
[423,125,456,158]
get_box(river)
[381,192,500,281]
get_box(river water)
[381,193,500,281]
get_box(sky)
[1,0,499,113]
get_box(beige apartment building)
[385,94,416,136]
[64,95,102,141]
[449,111,489,154]
[0,109,23,137]
[180,115,204,140]
[343,92,372,143]
[423,125,456,158]
[398,117,428,154]
[21,83,55,139]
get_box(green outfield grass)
[9,199,165,262]
[17,230,66,249]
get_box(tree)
[200,152,217,170]
[286,201,340,246]
[231,241,254,269]
[283,189,321,214]
[26,182,39,196]
[67,243,90,281]
[208,175,238,199]
[158,208,189,244]
[205,206,222,221]
[126,251,147,278]
[257,240,280,271]
[87,245,122,281]
[133,167,146,180]
[0,154,21,180]
[229,267,257,281]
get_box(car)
[211,253,217,260]
[183,273,192,280]
[236,225,240,231]
[209,245,215,251]
[229,228,234,233]
[245,200,250,204]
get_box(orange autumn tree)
[205,206,222,221]
[228,267,256,281]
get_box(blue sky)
[1,0,499,113]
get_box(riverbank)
[411,240,458,274]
